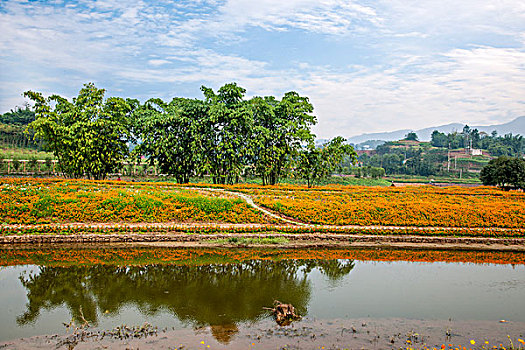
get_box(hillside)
[347,116,525,144]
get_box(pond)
[0,246,524,349]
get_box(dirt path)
[184,186,306,225]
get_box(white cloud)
[303,46,525,137]
[0,0,523,139]
[148,59,171,66]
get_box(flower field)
[2,178,525,232]
[0,178,270,224]
[1,247,524,266]
[240,185,525,228]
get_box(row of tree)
[24,83,356,185]
[431,125,524,157]
[0,106,43,150]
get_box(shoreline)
[1,232,524,252]
[2,317,524,350]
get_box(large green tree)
[200,83,254,184]
[296,136,357,187]
[251,92,317,185]
[134,97,207,183]
[480,156,525,189]
[24,83,135,180]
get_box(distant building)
[471,149,483,156]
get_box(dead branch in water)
[264,300,301,326]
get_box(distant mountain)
[346,116,525,144]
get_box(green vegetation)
[134,83,320,185]
[385,175,481,184]
[431,126,524,157]
[480,156,525,189]
[21,82,354,185]
[0,147,53,161]
[24,83,137,180]
[10,83,523,187]
[296,136,357,187]
[354,125,524,181]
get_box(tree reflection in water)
[18,259,354,344]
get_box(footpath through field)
[2,186,524,238]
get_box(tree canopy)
[133,82,319,184]
[296,137,357,187]
[480,156,525,189]
[24,83,136,180]
[21,82,355,185]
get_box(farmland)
[1,178,524,240]
[0,178,271,225]
[241,185,525,228]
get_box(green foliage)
[431,130,447,147]
[296,136,357,187]
[0,105,35,125]
[431,126,524,157]
[404,132,419,141]
[480,156,525,189]
[24,83,135,180]
[28,157,38,170]
[134,97,207,183]
[133,83,317,186]
[251,92,317,185]
[199,83,254,185]
[11,159,21,171]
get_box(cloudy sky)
[0,0,524,138]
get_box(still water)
[0,247,524,344]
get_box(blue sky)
[0,0,524,138]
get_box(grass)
[182,175,391,187]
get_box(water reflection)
[18,259,354,343]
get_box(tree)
[200,83,254,184]
[24,83,135,180]
[430,130,447,148]
[480,156,525,189]
[404,132,418,141]
[296,137,357,187]
[134,97,207,183]
[250,92,317,185]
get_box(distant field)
[386,175,481,184]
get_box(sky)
[0,0,524,138]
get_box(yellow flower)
[470,340,475,345]
[201,341,205,344]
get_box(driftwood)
[264,300,301,326]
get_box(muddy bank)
[1,233,524,252]
[2,317,524,350]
